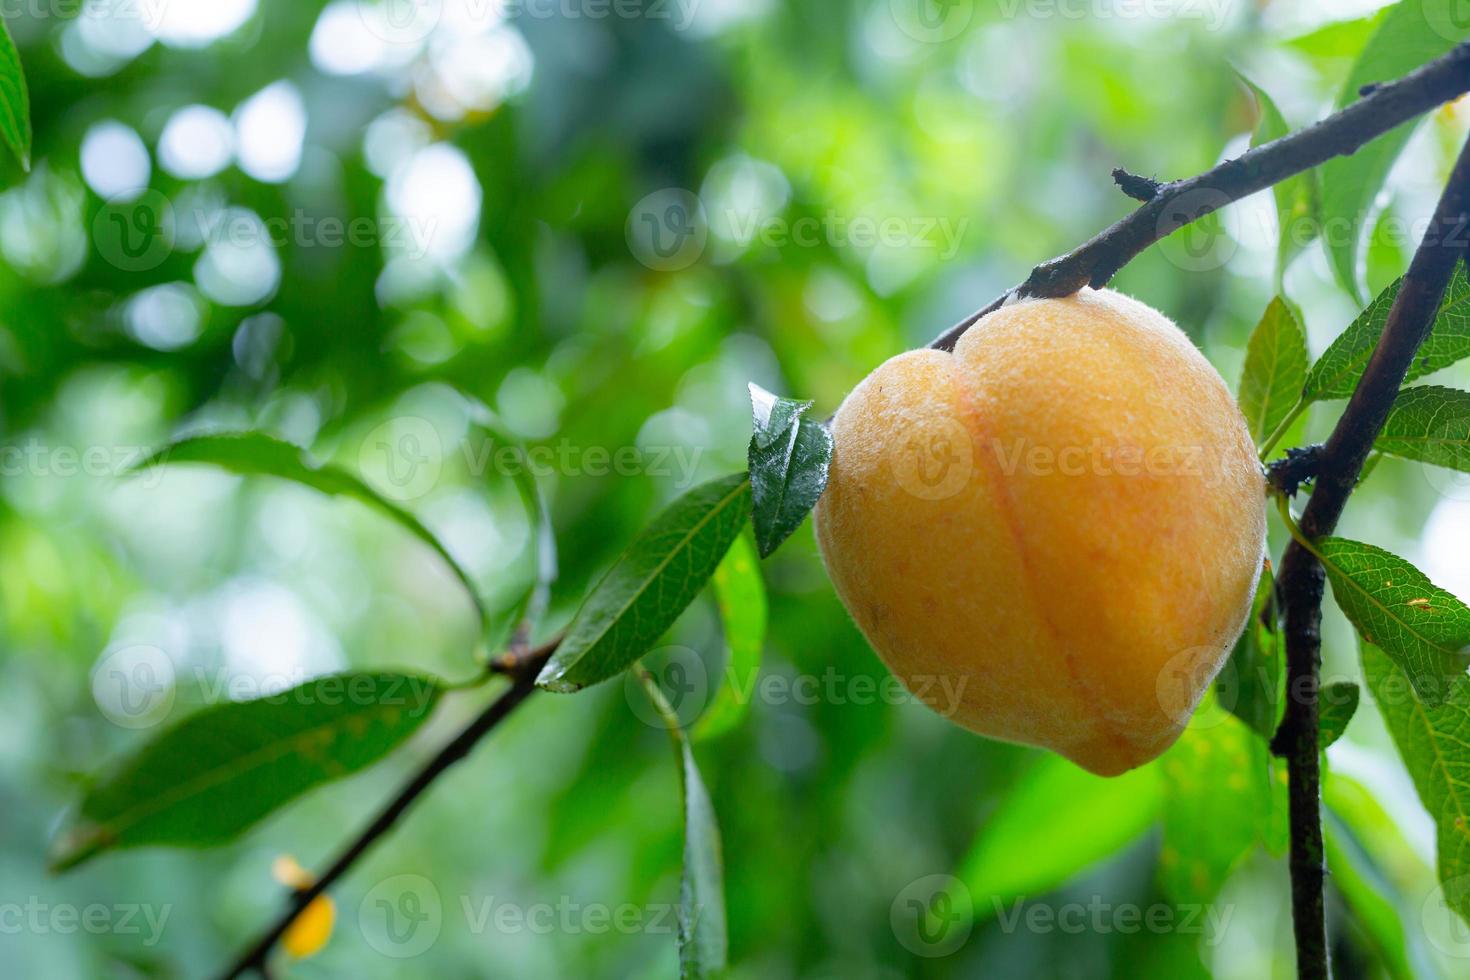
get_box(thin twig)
[1270,134,1470,980]
[930,43,1470,351]
[216,638,559,979]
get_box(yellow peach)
[813,288,1266,775]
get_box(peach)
[813,288,1266,775]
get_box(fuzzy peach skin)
[813,288,1266,776]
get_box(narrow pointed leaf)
[0,18,30,170]
[1305,261,1470,402]
[1376,385,1470,471]
[1318,537,1470,706]
[1318,1,1470,299]
[747,384,831,558]
[1238,299,1308,447]
[640,672,727,979]
[1362,642,1470,928]
[53,673,442,871]
[134,432,489,631]
[1318,681,1360,749]
[1242,78,1317,284]
[693,531,766,741]
[536,474,751,692]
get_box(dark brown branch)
[216,638,559,979]
[931,43,1470,351]
[1270,134,1470,980]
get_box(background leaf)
[1362,642,1470,929]
[53,673,441,871]
[1317,537,1470,705]
[639,671,727,979]
[747,383,832,558]
[1317,0,1470,299]
[137,433,490,632]
[0,17,29,170]
[537,475,751,692]
[959,755,1160,916]
[1242,79,1317,285]
[1238,298,1309,447]
[1221,562,1284,740]
[1376,385,1470,471]
[693,531,766,741]
[1319,681,1360,749]
[1159,701,1287,903]
[1305,261,1470,401]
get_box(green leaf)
[1305,261,1470,401]
[747,383,832,559]
[1325,769,1438,980]
[1362,642,1470,929]
[0,18,30,171]
[53,673,442,871]
[1239,297,1309,448]
[693,531,766,741]
[1241,79,1318,285]
[1376,385,1470,472]
[1319,681,1360,749]
[959,755,1160,915]
[537,474,751,692]
[1221,562,1283,741]
[1160,701,1286,903]
[1317,537,1470,706]
[135,432,490,632]
[639,671,727,979]
[1318,0,1470,299]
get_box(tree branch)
[215,638,559,980]
[1269,134,1470,980]
[930,42,1470,351]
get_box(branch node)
[1111,167,1162,202]
[1359,82,1382,98]
[1266,444,1323,497]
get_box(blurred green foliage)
[4,1,1470,977]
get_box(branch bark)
[215,639,558,980]
[1269,135,1470,980]
[931,43,1470,351]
